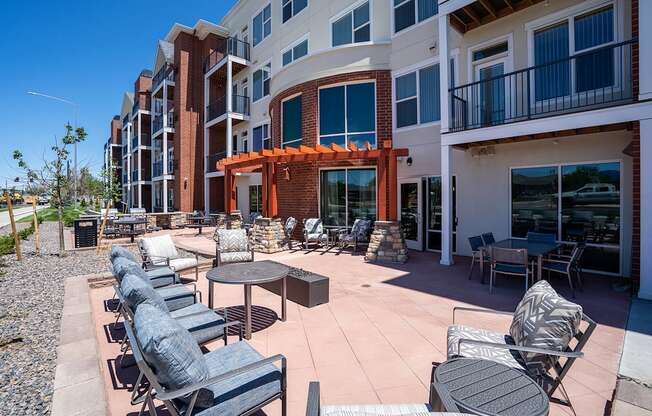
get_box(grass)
[18,206,85,227]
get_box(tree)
[100,166,121,207]
[13,123,87,255]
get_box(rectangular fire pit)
[258,266,329,308]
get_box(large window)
[249,185,263,214]
[395,63,440,128]
[253,63,271,102]
[319,82,376,148]
[332,1,370,47]
[533,5,615,101]
[393,0,438,33]
[282,37,309,66]
[320,168,376,227]
[283,0,307,23]
[253,123,270,151]
[282,95,302,147]
[253,4,272,47]
[511,161,621,273]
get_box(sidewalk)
[612,298,652,415]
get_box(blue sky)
[0,0,236,188]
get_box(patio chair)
[527,232,557,244]
[111,256,179,288]
[244,211,263,234]
[541,242,586,297]
[481,232,495,245]
[138,234,199,281]
[467,235,488,280]
[337,219,372,254]
[446,280,596,413]
[130,207,147,218]
[284,217,298,249]
[305,381,469,416]
[213,228,254,267]
[488,246,532,293]
[303,218,328,249]
[125,303,287,416]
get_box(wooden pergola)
[217,140,409,221]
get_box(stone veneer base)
[250,217,288,254]
[365,221,408,264]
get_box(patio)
[89,232,629,416]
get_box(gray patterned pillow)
[509,280,582,375]
[214,229,248,252]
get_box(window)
[319,82,376,148]
[282,95,302,147]
[232,135,239,155]
[511,161,621,273]
[394,0,438,33]
[253,4,272,46]
[332,1,370,47]
[533,5,615,100]
[283,0,307,23]
[395,63,440,128]
[282,38,309,66]
[320,168,376,227]
[253,124,270,151]
[249,185,263,214]
[253,63,271,102]
[242,130,249,153]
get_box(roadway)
[0,204,49,228]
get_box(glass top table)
[483,238,560,281]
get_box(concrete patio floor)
[89,230,630,416]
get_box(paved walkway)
[0,204,48,228]
[89,243,630,416]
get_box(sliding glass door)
[426,176,457,252]
[320,168,376,227]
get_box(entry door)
[474,61,506,126]
[399,180,423,250]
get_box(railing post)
[526,69,531,120]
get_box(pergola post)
[224,168,236,214]
[377,154,387,221]
[261,162,269,217]
[388,151,398,221]
[268,162,278,218]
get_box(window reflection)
[511,167,559,238]
[320,168,376,227]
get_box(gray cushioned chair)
[126,304,287,416]
[337,219,372,254]
[138,234,200,281]
[214,229,254,267]
[446,280,596,412]
[303,218,328,249]
[111,256,178,288]
[284,217,298,249]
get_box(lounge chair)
[305,381,470,415]
[446,280,596,412]
[303,218,327,249]
[138,234,199,281]
[125,303,287,416]
[213,229,254,267]
[337,219,372,254]
[111,256,178,288]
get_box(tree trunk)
[56,174,66,256]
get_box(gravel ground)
[0,222,131,415]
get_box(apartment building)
[102,116,122,205]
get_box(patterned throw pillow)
[509,280,583,375]
[214,229,248,252]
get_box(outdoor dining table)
[482,238,560,281]
[113,217,147,243]
[186,215,211,235]
[206,260,289,340]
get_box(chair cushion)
[113,257,177,287]
[110,245,138,263]
[493,263,528,275]
[220,251,253,264]
[284,217,297,236]
[146,267,178,288]
[306,233,327,241]
[541,260,568,273]
[214,229,249,252]
[156,285,196,312]
[120,274,169,313]
[134,304,212,408]
[169,257,198,272]
[509,280,583,375]
[447,324,526,371]
[141,235,179,265]
[186,341,282,416]
[320,404,434,416]
[305,218,323,234]
[173,306,226,345]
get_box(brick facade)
[268,70,393,232]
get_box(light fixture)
[283,166,291,181]
[406,157,413,166]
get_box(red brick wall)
[268,70,392,232]
[134,74,152,111]
[110,118,121,145]
[632,0,640,288]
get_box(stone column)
[365,221,408,263]
[250,218,288,253]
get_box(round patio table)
[433,358,549,416]
[206,260,289,340]
[186,216,211,235]
[113,217,148,243]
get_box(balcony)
[204,37,251,74]
[130,134,151,150]
[132,101,140,116]
[206,151,227,173]
[152,64,175,91]
[449,40,635,133]
[153,161,163,178]
[153,111,175,133]
[206,95,250,124]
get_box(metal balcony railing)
[204,37,251,73]
[206,95,250,123]
[449,39,636,132]
[153,64,175,90]
[206,151,227,173]
[153,161,163,178]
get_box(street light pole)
[27,91,79,204]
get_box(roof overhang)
[165,19,230,43]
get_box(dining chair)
[541,242,586,297]
[526,232,556,244]
[488,246,531,293]
[481,232,495,245]
[467,235,487,280]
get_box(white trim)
[281,0,309,25]
[329,0,372,48]
[252,60,272,103]
[466,33,514,86]
[398,178,424,250]
[251,2,272,48]
[391,0,438,38]
[318,166,377,228]
[442,100,652,146]
[281,33,310,67]
[524,0,619,32]
[392,58,442,132]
